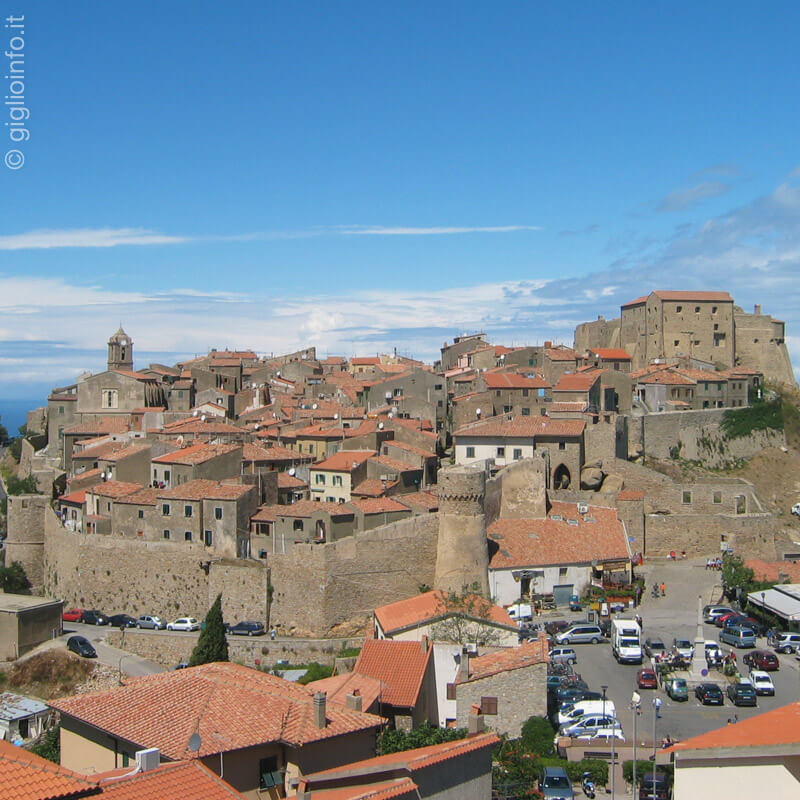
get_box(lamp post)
[631,692,641,796]
[652,698,658,800]
[601,685,609,795]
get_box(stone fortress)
[2,288,796,637]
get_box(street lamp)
[651,698,659,800]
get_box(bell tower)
[107,326,133,371]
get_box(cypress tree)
[188,593,229,666]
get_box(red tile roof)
[243,443,301,462]
[313,451,376,472]
[667,701,800,753]
[374,590,515,635]
[552,373,600,392]
[368,455,419,474]
[87,481,143,499]
[98,760,246,800]
[101,445,151,462]
[488,501,629,570]
[64,418,131,435]
[352,357,381,366]
[114,488,159,506]
[50,663,383,760]
[617,490,644,501]
[622,290,733,308]
[0,739,99,800]
[588,348,632,361]
[59,490,87,505]
[112,370,156,382]
[636,369,696,386]
[352,479,396,497]
[454,415,585,439]
[73,441,128,461]
[251,501,355,521]
[544,347,577,362]
[744,559,800,583]
[290,778,418,800]
[306,671,385,712]
[381,441,436,458]
[151,443,240,465]
[277,473,308,489]
[483,373,550,390]
[459,636,549,683]
[393,492,439,512]
[350,497,411,515]
[352,640,432,708]
[156,480,254,502]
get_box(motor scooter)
[581,771,596,798]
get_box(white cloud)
[336,225,542,235]
[0,228,189,250]
[658,181,731,212]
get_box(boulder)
[602,473,624,494]
[580,467,605,490]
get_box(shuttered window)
[481,696,498,715]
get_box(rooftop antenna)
[188,732,202,752]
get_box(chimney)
[313,692,327,728]
[754,304,762,315]
[459,652,470,681]
[420,635,429,654]
[468,704,485,734]
[544,341,552,348]
[345,689,363,712]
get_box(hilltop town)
[2,288,800,799]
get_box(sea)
[0,398,39,436]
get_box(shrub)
[29,724,60,763]
[296,662,333,684]
[520,715,556,757]
[378,722,468,755]
[720,402,783,439]
[0,562,31,594]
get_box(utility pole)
[652,698,658,800]
[631,692,641,796]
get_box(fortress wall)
[5,494,48,590]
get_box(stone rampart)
[5,494,48,590]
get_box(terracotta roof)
[98,760,246,800]
[59,489,87,506]
[50,662,383,760]
[242,443,299,462]
[552,373,600,392]
[350,497,411,515]
[393,492,439,512]
[488,501,629,570]
[152,443,240,465]
[588,348,632,360]
[621,295,649,307]
[482,373,550,390]
[653,290,733,302]
[112,370,156,382]
[368,455,419,474]
[617,490,644,501]
[64,418,131,435]
[67,468,102,486]
[157,480,253,502]
[745,559,800,584]
[674,367,726,382]
[209,358,242,368]
[313,451,376,472]
[352,357,381,366]
[381,441,436,458]
[667,701,800,753]
[73,441,128,461]
[352,479,396,497]
[454,415,585,439]
[459,636,549,683]
[0,738,99,800]
[374,590,515,635]
[290,779,417,800]
[277,473,308,489]
[547,402,587,412]
[171,380,194,390]
[636,369,696,386]
[87,481,143,499]
[306,671,385,712]
[544,347,577,362]
[352,640,432,708]
[101,445,151,462]
[160,419,242,435]
[113,488,159,506]
[252,501,354,521]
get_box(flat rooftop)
[0,593,62,613]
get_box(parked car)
[61,608,83,622]
[723,615,763,635]
[774,632,800,654]
[538,766,574,800]
[560,714,619,738]
[672,638,693,659]
[67,635,97,658]
[694,683,724,705]
[136,615,166,630]
[167,617,200,631]
[109,614,137,628]
[743,649,779,671]
[226,621,266,637]
[545,620,571,636]
[665,677,688,701]
[703,605,734,624]
[719,625,756,648]
[80,610,109,626]
[549,647,578,665]
[636,668,658,689]
[749,670,775,696]
[172,660,190,670]
[556,625,603,645]
[557,700,616,727]
[715,611,740,628]
[639,771,670,800]
[575,727,625,743]
[727,680,757,707]
[643,638,667,660]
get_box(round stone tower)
[434,464,489,595]
[107,326,133,372]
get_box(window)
[695,306,700,313]
[496,447,505,457]
[204,530,213,546]
[164,470,170,482]
[682,491,692,505]
[674,340,680,347]
[215,506,223,520]
[177,390,184,398]
[466,446,475,458]
[58,405,64,415]
[184,531,192,541]
[446,682,457,700]
[184,504,193,518]
[162,504,170,516]
[258,549,268,559]
[521,407,530,416]
[333,475,343,487]
[712,306,718,313]
[735,495,746,514]
[138,509,144,519]
[122,753,129,768]
[481,696,498,715]
[676,305,682,312]
[102,389,119,409]
[163,530,170,539]
[713,491,722,504]
[522,388,529,397]
[437,399,443,407]
[293,520,304,531]
[559,567,568,577]
[315,474,326,485]
[513,448,523,460]
[558,442,566,450]
[259,757,282,791]
[503,405,512,414]
[435,384,442,390]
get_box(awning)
[748,584,800,621]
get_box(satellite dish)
[276,370,281,377]
[193,410,198,417]
[391,406,398,415]
[288,468,296,476]
[378,422,384,430]
[312,403,318,410]
[385,391,392,400]
[476,408,482,417]
[333,413,339,420]
[201,415,206,422]
[254,424,260,431]
[188,732,202,751]
[388,413,393,419]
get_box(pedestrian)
[733,713,738,724]
[654,697,662,718]
[270,628,276,640]
[631,689,641,711]
[660,581,666,597]
[706,557,712,570]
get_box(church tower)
[107,326,133,371]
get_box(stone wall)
[5,494,48,590]
[268,513,439,638]
[106,629,363,668]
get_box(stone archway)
[553,463,571,489]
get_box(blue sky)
[1,1,799,419]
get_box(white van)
[557,699,616,727]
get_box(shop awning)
[748,584,800,621]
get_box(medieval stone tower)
[107,326,133,371]
[434,463,490,595]
[4,494,48,592]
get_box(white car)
[673,638,694,659]
[574,727,626,743]
[549,647,577,665]
[167,617,200,631]
[749,670,775,696]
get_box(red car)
[715,612,739,628]
[637,668,658,689]
[62,608,83,622]
[743,649,779,671]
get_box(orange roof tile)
[617,490,644,501]
[588,348,632,360]
[381,441,436,458]
[156,480,253,502]
[113,488,159,506]
[242,443,301,462]
[352,640,432,708]
[482,373,550,390]
[744,559,800,584]
[351,357,381,366]
[488,501,629,570]
[393,492,439,512]
[553,373,600,392]
[87,481,143,499]
[151,443,240,465]
[98,760,246,800]
[277,473,308,489]
[0,739,99,800]
[251,501,354,521]
[454,415,585,439]
[59,490,87,505]
[350,497,410,515]
[667,701,800,753]
[459,636,549,683]
[544,347,577,362]
[637,369,696,386]
[305,672,385,712]
[289,778,418,800]
[351,479,396,497]
[50,663,383,760]
[313,451,376,472]
[374,590,515,635]
[368,455,420,474]
[653,290,733,302]
[64,418,131,435]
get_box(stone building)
[0,593,63,660]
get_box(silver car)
[136,614,166,630]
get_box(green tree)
[29,724,60,763]
[297,662,333,684]
[377,722,468,755]
[4,474,40,495]
[0,561,31,594]
[188,594,228,666]
[721,553,755,599]
[430,589,505,646]
[519,715,556,757]
[0,415,8,445]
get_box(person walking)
[660,581,666,597]
[654,697,662,719]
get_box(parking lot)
[547,557,800,747]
